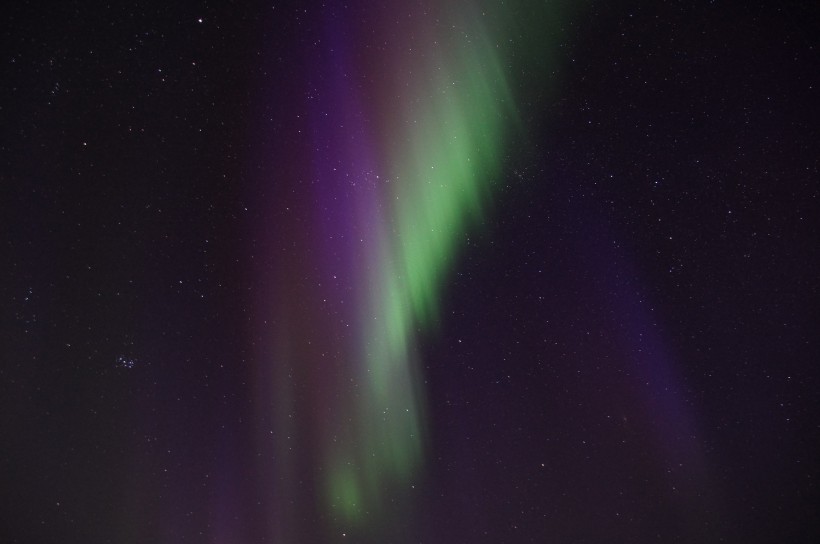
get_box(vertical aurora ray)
[318,4,518,529]
[260,1,579,540]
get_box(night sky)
[2,1,819,543]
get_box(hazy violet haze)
[2,1,818,543]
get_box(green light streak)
[326,9,517,526]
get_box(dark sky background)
[2,1,818,543]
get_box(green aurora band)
[272,1,582,537]
[324,7,518,526]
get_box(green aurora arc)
[323,7,517,526]
[272,1,579,538]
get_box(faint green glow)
[328,464,362,521]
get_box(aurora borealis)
[3,1,820,543]
[302,3,519,530]
[258,5,519,539]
